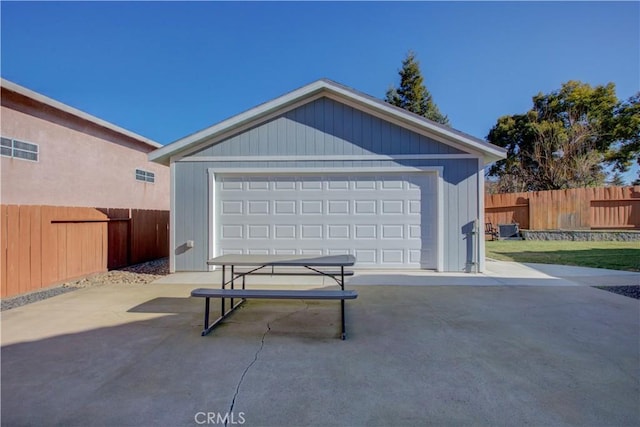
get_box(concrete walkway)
[1,261,638,426]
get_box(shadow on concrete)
[127,297,196,314]
[2,286,639,426]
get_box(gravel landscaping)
[593,285,640,300]
[1,258,169,311]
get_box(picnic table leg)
[340,265,346,340]
[202,297,210,336]
[221,264,226,317]
[230,265,235,309]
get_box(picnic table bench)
[191,254,358,340]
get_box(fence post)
[127,209,132,266]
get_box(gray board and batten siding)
[190,97,466,158]
[173,96,482,272]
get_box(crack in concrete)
[225,301,309,427]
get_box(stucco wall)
[1,99,169,210]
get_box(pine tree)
[385,51,450,126]
[607,172,627,187]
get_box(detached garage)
[149,79,505,273]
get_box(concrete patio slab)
[153,260,615,287]
[1,262,639,426]
[518,262,640,287]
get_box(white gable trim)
[178,154,479,162]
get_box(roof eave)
[1,78,162,149]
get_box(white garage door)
[214,173,438,269]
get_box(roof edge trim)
[1,78,162,149]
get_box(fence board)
[30,206,42,290]
[130,209,169,265]
[6,206,20,297]
[41,206,59,286]
[99,208,130,269]
[1,205,169,298]
[18,206,31,294]
[486,186,640,230]
[56,222,67,282]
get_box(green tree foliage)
[385,51,450,126]
[605,93,640,182]
[487,81,639,192]
[607,172,627,187]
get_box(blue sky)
[2,1,639,179]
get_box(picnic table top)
[207,254,356,267]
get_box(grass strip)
[485,240,640,272]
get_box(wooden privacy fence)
[485,186,640,230]
[1,205,169,298]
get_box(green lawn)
[485,240,640,272]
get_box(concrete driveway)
[1,261,638,426]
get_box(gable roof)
[149,78,506,166]
[1,78,162,149]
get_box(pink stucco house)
[1,78,170,298]
[1,78,169,209]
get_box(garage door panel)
[301,224,323,239]
[326,200,350,215]
[300,178,322,190]
[247,201,270,215]
[216,173,437,269]
[274,249,297,255]
[381,200,405,214]
[274,200,297,215]
[273,178,296,190]
[381,179,404,190]
[220,177,243,190]
[301,249,323,256]
[381,225,405,239]
[301,200,323,214]
[354,249,377,264]
[354,179,376,190]
[274,225,296,239]
[382,250,404,263]
[327,177,350,190]
[354,224,377,239]
[221,200,243,215]
[221,225,243,239]
[247,178,270,190]
[247,225,269,239]
[326,224,350,239]
[354,200,377,214]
